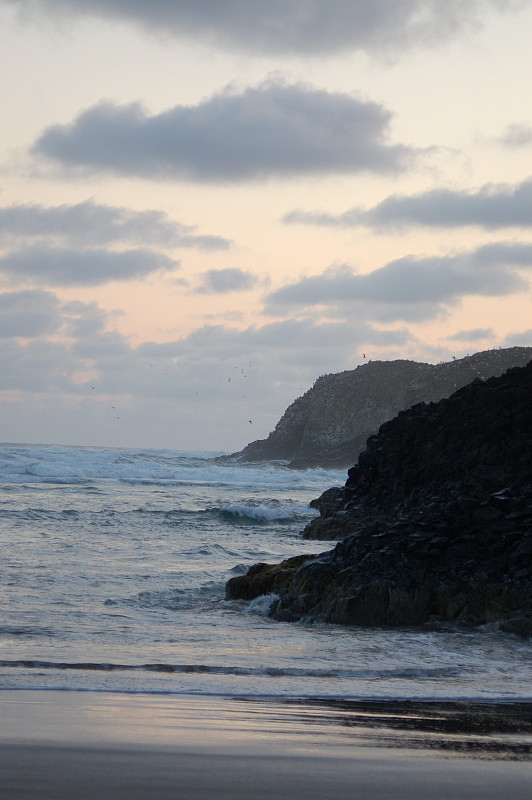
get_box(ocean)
[1,443,531,701]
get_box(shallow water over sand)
[1,691,531,800]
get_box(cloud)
[0,293,127,392]
[32,81,414,182]
[0,200,231,251]
[61,299,118,338]
[470,241,532,267]
[502,329,532,346]
[446,328,494,341]
[195,268,258,294]
[283,178,532,230]
[0,289,61,337]
[0,292,147,395]
[5,284,501,450]
[0,289,411,410]
[137,317,411,377]
[0,246,177,287]
[2,0,528,56]
[264,242,532,321]
[0,337,79,393]
[498,122,532,148]
[0,305,418,449]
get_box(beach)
[1,691,531,799]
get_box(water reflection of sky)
[2,692,530,761]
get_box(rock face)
[221,347,532,468]
[226,360,532,633]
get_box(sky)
[1,0,531,451]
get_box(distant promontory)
[221,347,532,469]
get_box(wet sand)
[1,691,531,799]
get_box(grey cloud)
[0,246,177,286]
[195,268,257,294]
[0,337,79,392]
[61,299,114,338]
[0,292,144,395]
[0,293,122,391]
[283,178,532,230]
[498,123,532,148]
[2,1,527,56]
[32,82,413,182]
[70,330,132,360]
[0,286,422,448]
[149,320,414,430]
[0,289,120,343]
[172,317,408,357]
[0,292,409,401]
[265,242,532,321]
[446,328,494,341]
[470,241,532,267]
[0,289,61,338]
[502,329,532,346]
[0,200,231,251]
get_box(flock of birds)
[87,362,258,426]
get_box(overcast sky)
[1,0,531,450]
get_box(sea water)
[1,443,531,700]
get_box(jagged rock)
[226,360,532,634]
[500,617,532,638]
[218,347,532,468]
[226,554,314,600]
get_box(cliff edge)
[221,347,532,468]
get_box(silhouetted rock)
[219,347,532,468]
[226,360,532,634]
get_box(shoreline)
[1,691,531,799]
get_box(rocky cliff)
[222,347,532,468]
[226,360,532,634]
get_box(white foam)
[223,503,316,522]
[247,594,280,616]
[0,443,346,489]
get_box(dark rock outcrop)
[220,347,532,468]
[226,360,532,633]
